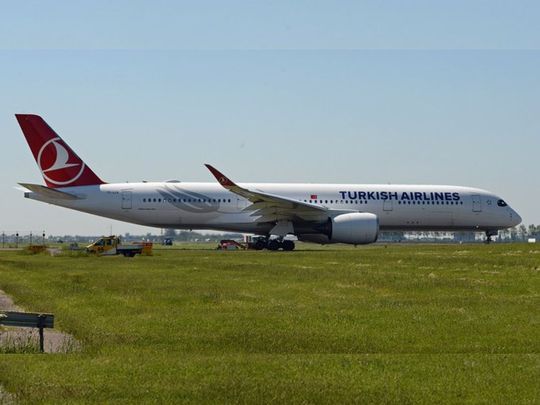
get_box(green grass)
[0,244,539,403]
[0,331,41,354]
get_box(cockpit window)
[497,199,507,207]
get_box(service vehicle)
[216,239,246,250]
[86,236,152,257]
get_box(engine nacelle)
[329,212,379,244]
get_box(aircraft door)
[121,191,132,209]
[472,195,482,212]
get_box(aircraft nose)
[509,208,522,227]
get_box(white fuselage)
[25,182,521,237]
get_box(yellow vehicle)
[86,236,152,257]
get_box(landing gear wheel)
[267,239,281,251]
[281,240,295,251]
[253,240,266,250]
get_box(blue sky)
[1,2,539,235]
[1,0,539,49]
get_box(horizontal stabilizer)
[18,183,81,200]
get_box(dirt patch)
[0,289,80,353]
[0,291,20,311]
[0,385,16,404]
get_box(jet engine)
[328,212,379,244]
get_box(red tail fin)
[15,114,105,188]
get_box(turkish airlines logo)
[37,137,86,186]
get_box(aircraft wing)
[205,164,328,222]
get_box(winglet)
[204,163,327,213]
[204,164,237,188]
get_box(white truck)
[86,236,152,257]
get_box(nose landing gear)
[485,230,498,244]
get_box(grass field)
[0,244,539,404]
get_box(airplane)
[15,114,521,251]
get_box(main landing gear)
[267,239,295,251]
[252,237,295,251]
